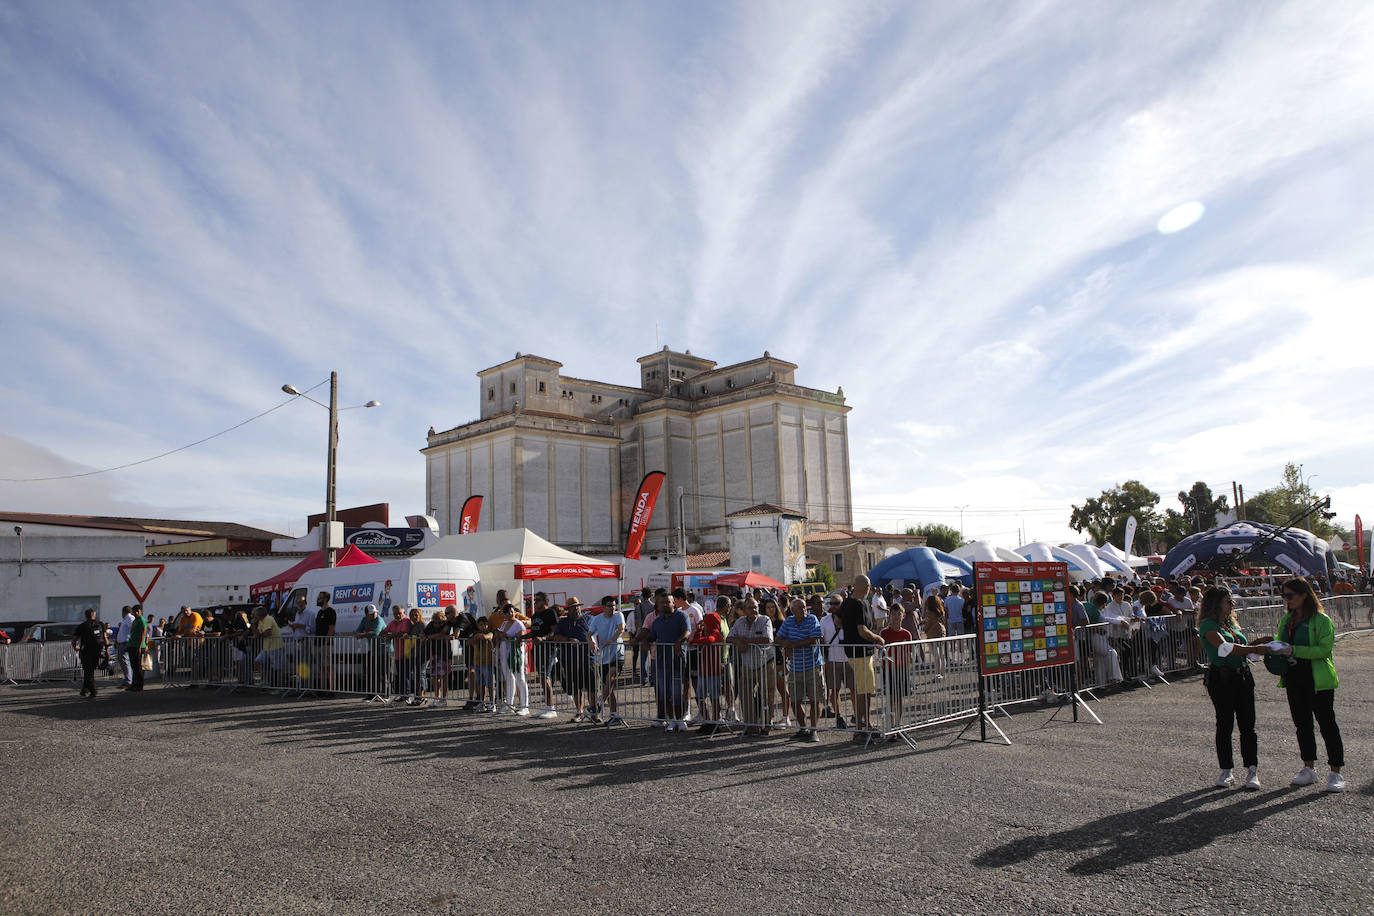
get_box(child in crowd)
[880,602,913,737]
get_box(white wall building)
[423,348,852,555]
[727,504,808,585]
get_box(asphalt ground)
[2,636,1371,916]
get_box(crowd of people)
[55,570,1359,767]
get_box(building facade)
[423,348,852,554]
[804,530,929,581]
[727,503,809,585]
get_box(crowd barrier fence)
[4,598,1371,747]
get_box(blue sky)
[1,0,1371,547]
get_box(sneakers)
[1243,766,1260,790]
[805,729,821,743]
[834,713,848,730]
[675,719,688,732]
[1291,766,1318,787]
[515,707,531,717]
[1326,772,1346,793]
[1215,769,1235,788]
[536,707,558,720]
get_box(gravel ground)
[2,635,1370,915]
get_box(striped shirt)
[776,614,823,673]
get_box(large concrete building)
[423,348,853,555]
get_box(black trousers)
[80,652,101,695]
[1206,665,1258,769]
[130,650,144,690]
[1285,661,1344,768]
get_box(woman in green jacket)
[1273,578,1345,792]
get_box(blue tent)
[1160,521,1336,580]
[867,547,973,589]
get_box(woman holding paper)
[1271,578,1345,792]
[1197,586,1270,790]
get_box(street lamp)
[282,372,380,567]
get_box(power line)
[0,379,329,483]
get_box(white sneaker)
[1215,769,1234,788]
[1326,772,1346,793]
[1243,766,1260,790]
[676,719,689,731]
[1150,665,1166,678]
[515,707,530,717]
[536,708,558,720]
[1291,766,1318,787]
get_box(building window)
[867,552,875,569]
[488,388,494,401]
[537,381,545,393]
[509,382,516,394]
[751,555,761,568]
[833,553,844,572]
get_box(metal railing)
[5,599,1370,748]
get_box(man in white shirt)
[673,589,704,720]
[115,606,135,687]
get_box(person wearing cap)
[354,604,385,694]
[551,598,597,721]
[526,592,561,720]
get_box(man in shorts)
[839,575,885,739]
[587,596,626,724]
[776,597,823,742]
[527,592,561,719]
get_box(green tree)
[1070,480,1163,549]
[1243,462,1335,539]
[904,523,963,552]
[806,563,836,592]
[1161,481,1231,547]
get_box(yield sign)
[117,564,166,603]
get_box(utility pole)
[1232,481,1240,522]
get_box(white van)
[282,558,484,634]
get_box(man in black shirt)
[71,608,107,698]
[527,592,561,718]
[838,575,884,735]
[311,591,337,691]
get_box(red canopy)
[712,571,785,589]
[249,545,379,598]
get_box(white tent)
[1098,542,1150,569]
[951,541,1027,565]
[1092,546,1137,577]
[1059,544,1114,580]
[417,528,620,605]
[1017,542,1094,581]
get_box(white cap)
[363,603,378,614]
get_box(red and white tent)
[416,528,619,601]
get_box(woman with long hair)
[1197,586,1270,789]
[1273,578,1345,792]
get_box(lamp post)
[282,372,380,567]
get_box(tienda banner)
[514,563,621,579]
[459,495,484,534]
[624,471,666,560]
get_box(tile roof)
[686,550,732,569]
[725,502,807,519]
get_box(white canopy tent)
[417,528,620,607]
[1017,541,1094,581]
[951,541,1027,565]
[1098,542,1151,569]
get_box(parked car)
[21,621,84,643]
[2,620,47,644]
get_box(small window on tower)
[538,381,545,393]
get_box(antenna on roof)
[655,321,660,350]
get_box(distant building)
[804,530,928,581]
[727,503,809,585]
[423,348,852,554]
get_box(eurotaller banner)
[624,470,666,560]
[459,495,484,534]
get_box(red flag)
[624,471,666,560]
[1356,514,1364,575]
[459,495,484,534]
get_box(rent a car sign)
[417,582,458,608]
[332,583,375,605]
